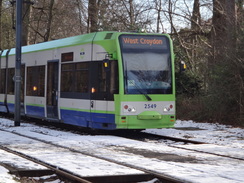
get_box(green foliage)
[175,71,202,97]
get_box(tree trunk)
[0,0,2,49]
[44,0,55,42]
[76,0,84,34]
[22,0,31,45]
[211,0,236,63]
[236,0,244,124]
[129,0,135,29]
[156,0,162,33]
[191,0,200,31]
[208,0,238,124]
[190,0,201,73]
[87,0,98,33]
[236,0,244,34]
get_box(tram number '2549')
[144,104,157,109]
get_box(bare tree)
[126,0,135,29]
[43,0,55,42]
[207,0,242,124]
[236,0,244,123]
[153,0,162,33]
[87,0,99,33]
[211,0,236,62]
[0,0,2,49]
[26,0,86,43]
[191,0,201,31]
[75,0,86,34]
[22,0,32,45]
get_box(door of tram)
[46,60,59,119]
[89,61,110,127]
[89,60,118,128]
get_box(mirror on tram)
[180,61,186,72]
[103,58,110,71]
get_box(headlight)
[163,104,174,112]
[123,104,136,113]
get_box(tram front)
[116,33,176,129]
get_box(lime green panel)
[137,111,162,120]
[26,103,44,107]
[116,115,175,129]
[120,94,175,102]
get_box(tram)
[0,31,175,129]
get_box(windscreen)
[119,34,172,94]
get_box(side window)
[61,62,89,98]
[61,63,73,92]
[110,61,119,95]
[76,62,89,93]
[61,52,74,62]
[91,61,119,101]
[21,65,25,102]
[0,69,6,94]
[26,66,45,96]
[7,68,15,94]
[98,62,106,93]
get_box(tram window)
[110,61,119,95]
[0,69,6,94]
[61,63,73,92]
[96,61,119,94]
[7,68,15,94]
[61,62,89,98]
[92,61,119,100]
[21,65,25,102]
[76,63,89,93]
[26,66,45,96]
[61,52,73,62]
[98,63,106,93]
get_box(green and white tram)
[0,31,175,129]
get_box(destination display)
[119,34,169,50]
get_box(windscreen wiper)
[133,83,152,101]
[125,74,152,101]
[143,92,152,101]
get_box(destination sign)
[119,34,169,50]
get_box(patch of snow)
[0,118,244,183]
[144,120,244,148]
[0,166,17,183]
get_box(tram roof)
[0,31,170,57]
[0,31,118,57]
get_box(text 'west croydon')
[123,38,163,46]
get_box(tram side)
[0,32,118,128]
[0,31,176,130]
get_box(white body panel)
[121,101,175,115]
[0,43,110,118]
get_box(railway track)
[0,145,92,183]
[1,116,244,182]
[1,113,243,162]
[109,130,205,144]
[111,130,244,161]
[0,128,189,183]
[0,145,156,183]
[0,112,207,145]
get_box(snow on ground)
[145,120,244,149]
[0,118,244,183]
[0,149,49,183]
[0,166,17,183]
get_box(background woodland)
[0,0,243,126]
